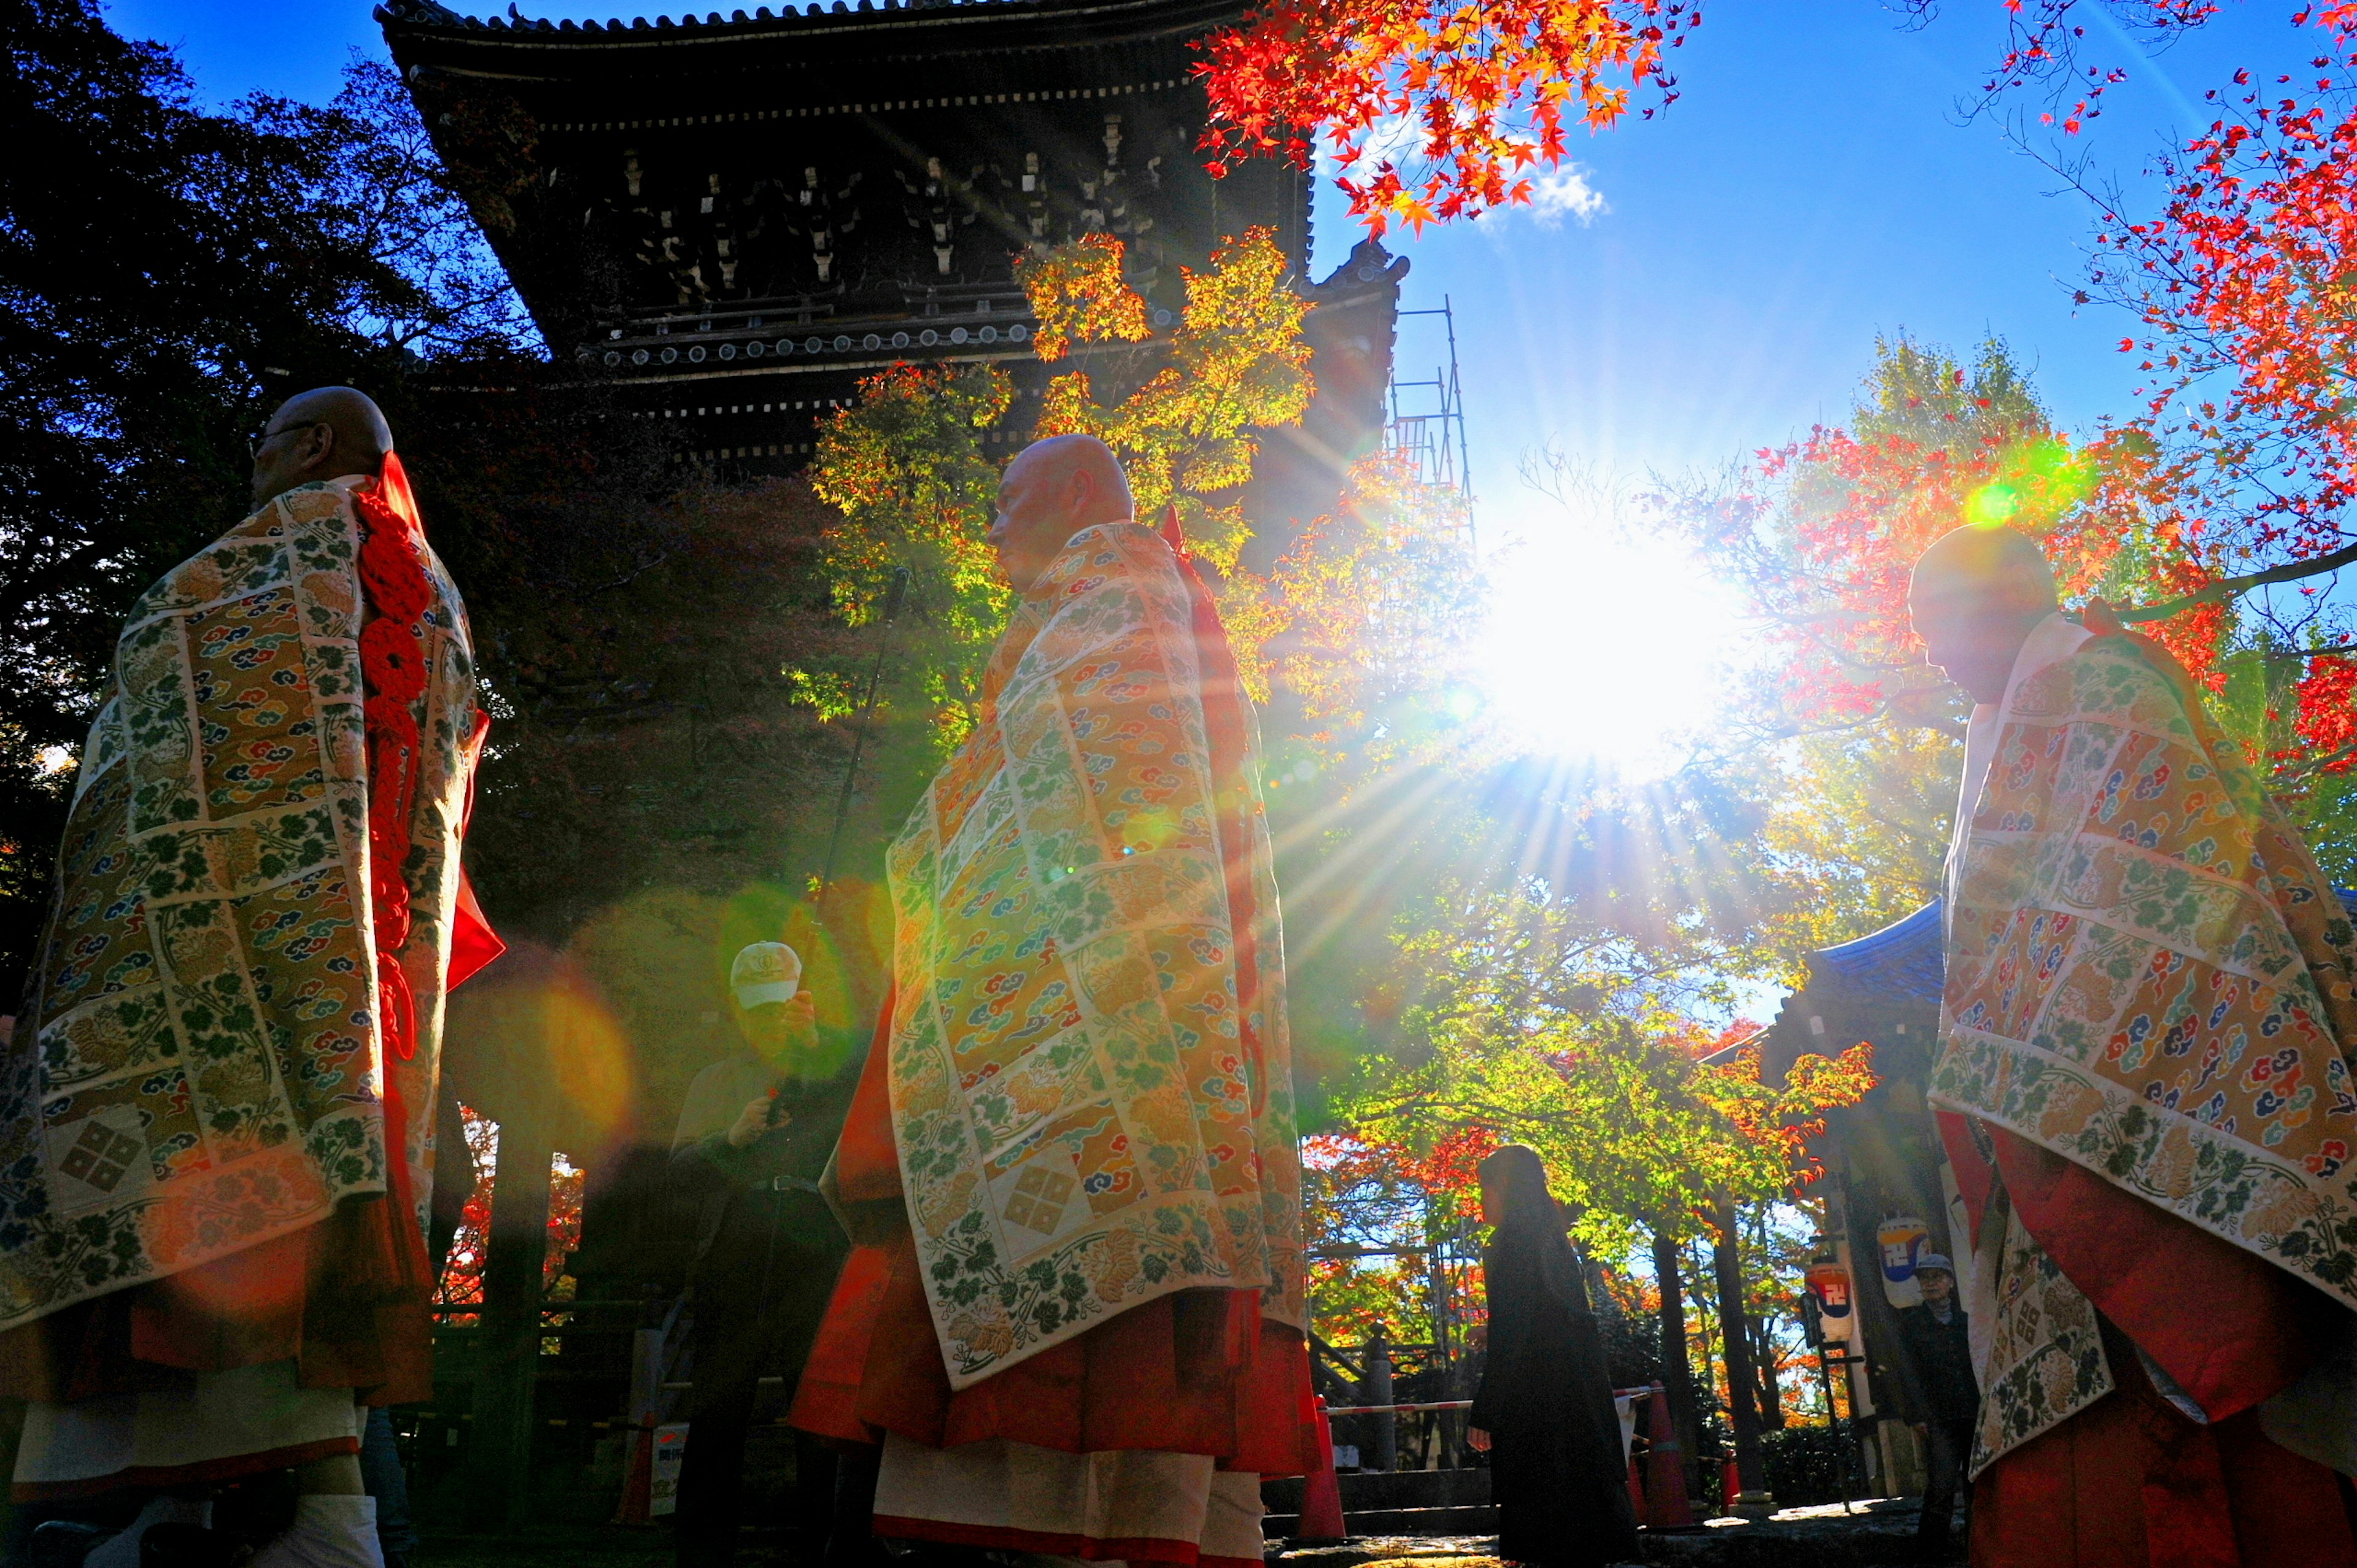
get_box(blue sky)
[1340,0,2297,486]
[114,0,2299,480]
[109,0,2320,760]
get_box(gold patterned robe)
[0,474,481,1336]
[1929,612,2357,1477]
[881,519,1304,1388]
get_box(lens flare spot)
[1967,482,2021,527]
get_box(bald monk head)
[990,433,1135,592]
[249,385,394,509]
[1908,524,2061,703]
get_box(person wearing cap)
[1898,1253,1975,1561]
[669,943,856,1568]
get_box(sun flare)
[1470,501,1740,778]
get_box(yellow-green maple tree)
[797,361,1012,742]
[1018,226,1313,574]
[798,229,1320,743]
[1231,452,1482,747]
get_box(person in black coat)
[668,944,858,1568]
[1468,1145,1641,1567]
[1898,1253,1977,1562]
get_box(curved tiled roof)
[1814,900,1946,1006]
[376,0,1213,37]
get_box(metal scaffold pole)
[1384,294,1478,552]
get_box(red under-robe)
[788,1001,1319,1485]
[0,461,503,1494]
[1941,1111,2357,1567]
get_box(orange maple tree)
[433,1106,587,1319]
[1658,5,2357,781]
[1196,0,1700,234]
[1018,227,1312,572]
[1675,326,2357,784]
[1016,233,1151,360]
[2075,8,2357,631]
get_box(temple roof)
[1812,900,1948,1008]
[380,0,1302,373]
[379,0,1237,34]
[380,0,1190,31]
[376,0,1248,88]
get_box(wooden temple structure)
[376,0,1406,528]
[373,0,1411,1527]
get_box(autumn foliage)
[1690,1041,1879,1194]
[2080,8,2357,640]
[795,230,1315,746]
[433,1106,586,1319]
[1015,233,1150,360]
[1676,328,2357,795]
[1185,0,2357,787]
[1022,228,1312,572]
[1226,450,1481,733]
[1196,0,1698,234]
[1717,340,2103,729]
[800,360,1013,741]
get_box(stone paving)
[414,1495,1956,1568]
[1270,1496,1954,1567]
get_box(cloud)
[1314,124,1606,233]
[1525,163,1607,227]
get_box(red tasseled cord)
[353,454,438,1279]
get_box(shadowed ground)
[417,1497,1954,1568]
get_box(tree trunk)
[1651,1224,1704,1502]
[471,1119,554,1531]
[1711,1197,1768,1500]
[1748,1208,1785,1429]
[1361,1323,1396,1472]
[1754,1315,1786,1430]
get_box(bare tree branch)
[2118,541,2357,625]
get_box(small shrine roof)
[1813,900,1946,1007]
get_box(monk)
[0,388,501,1566]
[1914,522,2357,1567]
[790,434,1316,1567]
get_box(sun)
[1469,498,1740,778]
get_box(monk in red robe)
[1914,523,2357,1567]
[0,388,501,1566]
[791,435,1315,1567]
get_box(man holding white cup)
[670,942,854,1568]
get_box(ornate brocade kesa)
[884,522,1304,1389]
[1929,631,2357,1470]
[1966,1186,2115,1473]
[0,480,478,1329]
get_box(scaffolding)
[1385,297,1476,520]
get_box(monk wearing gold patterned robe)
[1915,524,2357,1567]
[791,435,1315,1567]
[0,388,501,1566]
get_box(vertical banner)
[649,1423,689,1516]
